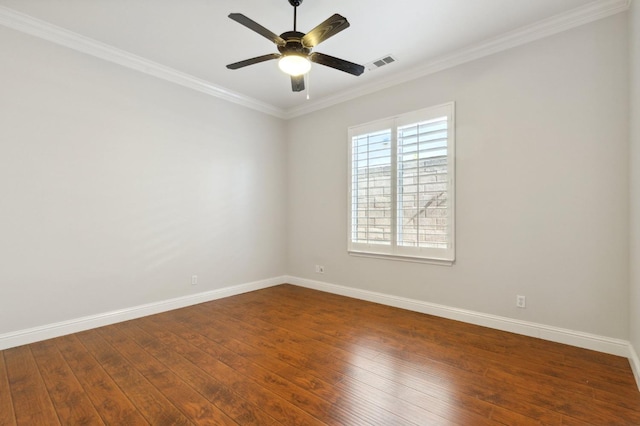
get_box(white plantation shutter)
[397,117,449,248]
[351,129,393,246]
[348,103,455,263]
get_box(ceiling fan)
[226,0,365,92]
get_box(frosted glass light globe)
[278,55,311,76]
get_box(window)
[348,102,455,264]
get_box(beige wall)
[0,26,288,334]
[287,14,630,339]
[0,8,635,351]
[630,0,640,359]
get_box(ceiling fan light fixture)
[226,1,365,92]
[278,54,311,76]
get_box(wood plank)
[0,353,17,426]
[485,366,640,424]
[203,286,566,423]
[96,324,239,426]
[593,385,640,411]
[135,316,311,425]
[224,285,639,403]
[145,310,449,425]
[280,284,632,370]
[168,302,500,425]
[3,345,60,425]
[202,290,548,421]
[74,330,192,425]
[29,339,103,425]
[2,284,639,424]
[53,334,148,425]
[121,318,339,425]
[113,321,281,426]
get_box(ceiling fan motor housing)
[278,31,311,56]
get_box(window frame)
[347,102,455,265]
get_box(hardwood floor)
[1,284,639,425]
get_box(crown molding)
[284,0,631,119]
[0,5,287,119]
[0,0,630,121]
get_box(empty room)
[1,0,640,424]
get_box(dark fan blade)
[309,52,364,76]
[227,53,281,70]
[291,75,305,92]
[228,13,286,46]
[301,14,350,48]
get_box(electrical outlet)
[516,295,526,308]
[191,275,198,286]
[315,265,325,274]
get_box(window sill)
[348,250,454,266]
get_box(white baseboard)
[0,276,284,351]
[630,343,640,392]
[285,276,632,358]
[3,275,639,391]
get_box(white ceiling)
[0,0,626,117]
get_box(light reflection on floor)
[335,334,462,424]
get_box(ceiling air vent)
[366,55,397,71]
